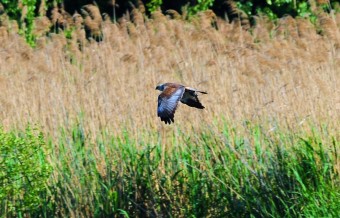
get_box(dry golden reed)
[0,12,339,136]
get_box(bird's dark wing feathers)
[180,89,205,109]
[157,87,185,124]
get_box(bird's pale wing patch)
[157,87,185,124]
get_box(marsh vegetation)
[0,4,339,217]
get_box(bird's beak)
[155,86,159,90]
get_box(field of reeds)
[0,9,340,217]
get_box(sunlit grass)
[0,10,339,134]
[2,121,334,217]
[0,7,339,218]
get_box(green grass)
[1,121,339,217]
[0,126,51,217]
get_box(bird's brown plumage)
[156,83,207,124]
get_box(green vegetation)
[187,0,215,17]
[2,0,39,46]
[0,126,52,217]
[1,122,338,217]
[1,0,338,46]
[236,0,337,23]
[0,1,339,217]
[237,0,324,18]
[1,0,60,46]
[146,0,163,13]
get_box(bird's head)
[155,83,165,91]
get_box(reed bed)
[0,9,339,217]
[0,11,339,134]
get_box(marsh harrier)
[155,83,207,124]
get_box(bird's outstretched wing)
[157,86,185,124]
[180,88,207,109]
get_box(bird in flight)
[155,82,207,124]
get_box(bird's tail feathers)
[197,90,208,94]
[185,86,207,94]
